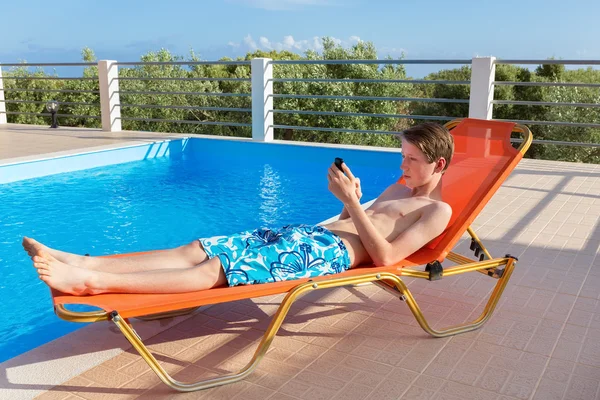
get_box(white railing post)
[251,58,273,141]
[0,66,7,124]
[98,60,121,132]
[469,57,496,120]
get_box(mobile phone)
[334,157,344,172]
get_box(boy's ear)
[434,157,447,174]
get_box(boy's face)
[400,139,443,187]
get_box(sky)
[1,0,599,77]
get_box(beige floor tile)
[9,129,600,400]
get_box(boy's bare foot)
[22,237,49,257]
[33,252,97,296]
[23,237,84,266]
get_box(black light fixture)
[45,100,59,128]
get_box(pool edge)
[0,202,381,400]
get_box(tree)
[409,61,600,163]
[541,67,600,163]
[409,65,471,121]
[266,37,412,147]
[4,47,598,162]
[3,47,100,127]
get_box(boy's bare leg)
[23,237,207,274]
[33,251,226,295]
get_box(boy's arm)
[338,177,362,220]
[345,199,451,266]
[339,182,397,221]
[338,206,350,220]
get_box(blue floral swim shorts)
[199,224,352,287]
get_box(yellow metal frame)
[55,235,518,392]
[99,256,516,392]
[53,119,533,392]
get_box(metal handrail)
[272,94,469,103]
[494,118,600,129]
[490,60,600,149]
[1,58,598,150]
[274,109,456,120]
[496,59,600,65]
[117,90,250,97]
[494,81,600,88]
[119,117,250,127]
[493,100,600,108]
[271,59,472,65]
[3,111,100,119]
[511,138,600,148]
[4,88,99,93]
[1,100,98,107]
[119,104,250,112]
[115,61,250,66]
[0,62,95,67]
[272,78,470,85]
[0,60,472,67]
[272,124,396,135]
[117,77,250,82]
[0,76,97,80]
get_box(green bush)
[4,45,599,163]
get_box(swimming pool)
[0,138,402,363]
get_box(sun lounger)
[49,118,532,391]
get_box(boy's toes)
[34,260,50,269]
[39,251,55,262]
[32,255,47,264]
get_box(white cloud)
[227,0,334,10]
[282,35,295,48]
[259,36,272,49]
[228,35,362,53]
[311,36,323,51]
[243,34,258,50]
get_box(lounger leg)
[111,309,283,392]
[377,257,516,337]
[109,277,355,392]
[108,260,515,391]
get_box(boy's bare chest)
[367,188,430,219]
[367,198,423,220]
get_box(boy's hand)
[327,162,360,205]
[355,177,362,201]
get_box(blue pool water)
[0,138,402,363]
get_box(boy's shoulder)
[419,199,452,232]
[422,198,452,216]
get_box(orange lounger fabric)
[51,118,523,320]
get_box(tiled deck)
[1,124,599,400]
[0,123,185,163]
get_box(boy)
[24,123,453,295]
